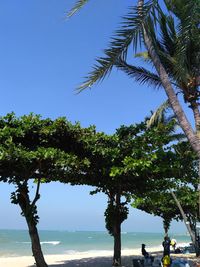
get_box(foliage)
[132,141,199,232]
[67,0,90,18]
[70,0,200,111]
[0,113,94,226]
[104,200,128,236]
[81,115,192,235]
[74,0,160,91]
[1,112,198,253]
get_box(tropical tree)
[68,0,200,252]
[133,187,198,237]
[147,104,200,254]
[133,186,199,242]
[0,112,178,266]
[133,192,177,236]
[132,139,200,252]
[0,113,91,267]
[68,0,200,159]
[78,116,189,265]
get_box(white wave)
[65,249,114,256]
[16,241,60,245]
[40,241,60,246]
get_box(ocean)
[0,230,191,257]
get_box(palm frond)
[135,51,151,62]
[172,1,200,81]
[115,58,163,89]
[159,13,176,55]
[67,0,89,18]
[170,133,186,142]
[140,8,178,78]
[146,100,171,128]
[78,0,159,91]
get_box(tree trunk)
[170,191,200,256]
[192,105,200,256]
[190,103,200,219]
[112,192,122,266]
[138,1,200,155]
[138,1,200,255]
[164,227,168,236]
[27,220,48,267]
[16,182,48,267]
[113,221,121,266]
[163,219,170,236]
[194,223,200,257]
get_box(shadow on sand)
[29,256,134,267]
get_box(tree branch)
[31,178,41,210]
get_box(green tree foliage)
[0,113,91,267]
[0,112,198,266]
[132,141,199,235]
[80,116,190,265]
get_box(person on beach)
[141,244,154,264]
[162,237,172,267]
[161,255,171,267]
[141,244,149,258]
[162,236,171,256]
[170,238,177,252]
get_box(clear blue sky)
[0,0,188,233]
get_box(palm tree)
[68,0,200,254]
[146,104,200,253]
[116,2,200,252]
[67,0,89,18]
[68,0,200,153]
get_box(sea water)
[0,230,191,257]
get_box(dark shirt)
[142,247,149,258]
[162,239,171,256]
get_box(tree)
[0,113,91,267]
[79,117,186,266]
[147,104,200,254]
[68,0,200,158]
[133,187,198,236]
[132,140,199,248]
[68,0,200,253]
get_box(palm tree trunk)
[137,0,200,156]
[190,103,200,218]
[170,191,200,256]
[137,3,200,249]
[189,103,200,256]
[191,103,200,135]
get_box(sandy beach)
[0,248,197,267]
[0,249,143,267]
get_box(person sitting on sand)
[141,244,154,264]
[142,244,149,258]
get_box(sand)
[0,248,197,267]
